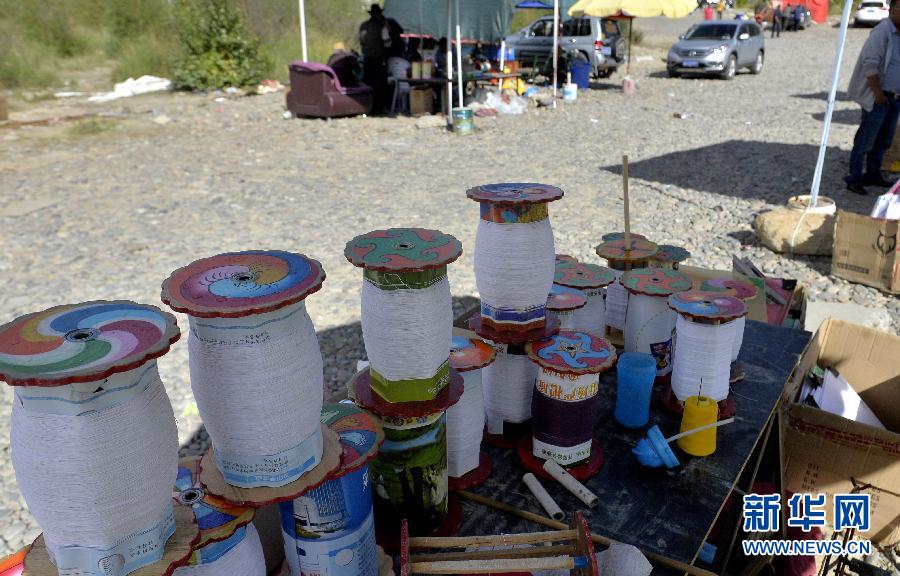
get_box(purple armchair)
[286,61,373,119]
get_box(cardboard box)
[831,210,900,294]
[409,87,433,116]
[781,318,900,545]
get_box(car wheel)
[597,68,613,78]
[720,54,736,80]
[667,67,680,78]
[750,51,764,74]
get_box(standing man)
[716,1,726,19]
[783,3,792,30]
[845,0,900,194]
[359,4,389,114]
[772,4,783,38]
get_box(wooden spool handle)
[623,154,631,248]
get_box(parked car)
[854,0,890,26]
[666,20,765,80]
[504,16,626,78]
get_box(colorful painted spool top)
[466,183,564,205]
[700,277,759,302]
[525,330,617,376]
[621,267,693,298]
[600,231,648,242]
[594,237,659,263]
[344,228,462,277]
[555,254,578,263]
[546,285,588,312]
[554,260,616,289]
[161,250,325,318]
[668,291,747,322]
[653,244,692,265]
[175,457,255,554]
[321,402,384,476]
[449,336,496,372]
[0,300,180,387]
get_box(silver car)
[504,16,626,78]
[666,20,765,80]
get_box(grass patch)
[65,118,117,137]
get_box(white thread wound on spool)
[11,367,177,560]
[361,275,452,381]
[174,523,266,576]
[571,287,606,335]
[447,369,486,477]
[731,316,746,362]
[624,294,676,375]
[474,219,555,313]
[605,271,628,331]
[188,302,323,482]
[482,348,536,434]
[670,315,735,402]
[547,309,576,330]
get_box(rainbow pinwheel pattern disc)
[161,250,325,318]
[547,285,588,311]
[668,291,747,321]
[0,300,179,387]
[700,278,759,301]
[174,457,255,564]
[595,237,659,262]
[554,261,616,289]
[449,335,496,372]
[621,268,693,297]
[321,403,383,475]
[654,244,691,264]
[526,330,617,375]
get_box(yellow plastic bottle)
[677,395,719,457]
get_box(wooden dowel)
[409,556,574,574]
[456,490,719,576]
[411,544,575,563]
[623,154,631,248]
[410,530,576,548]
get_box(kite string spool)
[532,369,598,464]
[188,301,324,486]
[571,287,606,335]
[624,293,676,375]
[447,369,486,477]
[731,316,746,362]
[605,270,628,331]
[174,523,266,576]
[482,346,536,434]
[474,219,555,319]
[361,274,452,383]
[670,315,735,402]
[11,366,177,565]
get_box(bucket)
[562,83,578,102]
[452,108,474,134]
[570,60,591,90]
[787,194,836,215]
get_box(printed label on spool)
[216,426,323,488]
[279,465,372,540]
[480,302,547,329]
[283,511,377,576]
[649,337,673,376]
[53,506,175,576]
[532,438,592,466]
[479,203,548,224]
[15,363,158,416]
[370,415,448,534]
[536,369,598,402]
[368,361,450,403]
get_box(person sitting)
[386,29,411,112]
[405,37,423,62]
[327,42,361,87]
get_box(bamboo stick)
[410,530,576,548]
[456,490,719,576]
[410,556,575,574]
[410,544,575,563]
[623,154,631,247]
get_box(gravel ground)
[1,15,898,556]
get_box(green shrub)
[172,0,269,90]
[112,33,181,82]
[0,19,57,88]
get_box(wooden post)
[623,154,631,248]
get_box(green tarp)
[382,0,519,43]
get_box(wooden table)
[457,320,810,574]
[390,73,523,116]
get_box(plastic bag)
[870,181,900,220]
[484,91,527,115]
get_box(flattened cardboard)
[781,318,900,545]
[831,211,900,294]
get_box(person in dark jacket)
[792,4,804,30]
[772,4,783,37]
[359,4,389,113]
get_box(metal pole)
[456,0,464,107]
[298,0,308,62]
[809,0,855,207]
[552,0,559,108]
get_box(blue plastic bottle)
[614,352,657,428]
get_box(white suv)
[854,0,889,26]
